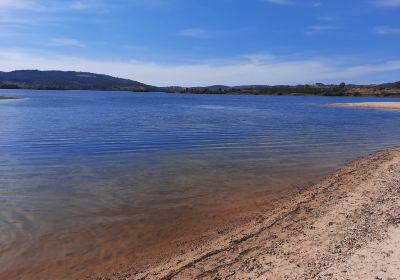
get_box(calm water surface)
[1,90,400,278]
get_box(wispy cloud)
[1,49,400,86]
[0,0,109,39]
[305,25,340,35]
[179,28,213,38]
[305,15,339,35]
[49,38,85,47]
[318,16,335,21]
[0,1,48,37]
[69,1,91,10]
[67,0,110,13]
[263,0,323,8]
[241,53,276,64]
[263,0,293,6]
[0,0,108,16]
[373,26,400,35]
[0,0,44,11]
[375,0,400,7]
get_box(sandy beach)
[330,102,400,110]
[93,147,400,280]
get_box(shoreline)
[101,147,400,279]
[2,88,400,98]
[329,102,400,110]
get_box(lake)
[1,89,400,279]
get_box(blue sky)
[0,0,400,86]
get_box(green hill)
[0,70,158,92]
[1,70,399,97]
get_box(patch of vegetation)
[1,70,399,97]
[0,70,158,92]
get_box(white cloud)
[241,53,276,64]
[373,26,400,35]
[0,0,108,39]
[67,0,110,13]
[343,60,400,76]
[263,0,323,7]
[0,49,400,86]
[305,25,340,35]
[179,28,212,38]
[0,1,47,37]
[69,1,90,10]
[318,16,334,21]
[48,38,85,47]
[0,0,108,17]
[0,0,43,10]
[263,0,293,6]
[375,0,400,7]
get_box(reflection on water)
[1,90,400,279]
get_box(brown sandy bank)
[330,102,400,110]
[102,148,400,280]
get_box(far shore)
[330,102,400,110]
[95,147,400,280]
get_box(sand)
[0,96,17,100]
[330,102,400,110]
[95,148,400,280]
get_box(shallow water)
[1,90,400,278]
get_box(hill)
[170,82,400,97]
[0,70,158,92]
[0,70,399,97]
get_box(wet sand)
[97,147,400,280]
[0,96,17,100]
[330,102,400,110]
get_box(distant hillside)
[0,70,158,92]
[0,70,399,97]
[167,81,400,97]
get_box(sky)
[0,0,400,86]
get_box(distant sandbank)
[330,102,400,110]
[0,96,18,100]
[98,148,400,279]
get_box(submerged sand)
[95,148,400,280]
[3,148,399,279]
[330,102,400,110]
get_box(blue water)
[1,89,400,277]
